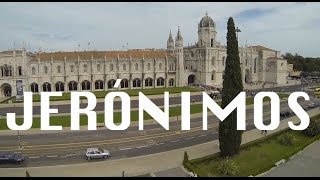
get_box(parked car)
[0,152,25,164]
[85,148,110,160]
[280,111,291,117]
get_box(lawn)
[0,93,289,130]
[1,87,200,103]
[187,115,320,177]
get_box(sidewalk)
[0,108,318,177]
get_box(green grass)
[0,93,289,130]
[187,115,320,177]
[3,87,200,103]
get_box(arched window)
[95,80,104,90]
[212,57,215,65]
[159,63,162,70]
[83,64,88,73]
[211,71,215,80]
[222,56,225,66]
[145,78,153,87]
[170,62,175,71]
[97,64,101,72]
[30,83,39,93]
[32,67,36,75]
[133,78,141,87]
[18,66,22,76]
[135,63,139,71]
[254,58,257,73]
[57,65,61,73]
[121,79,129,88]
[110,64,114,71]
[157,77,164,86]
[44,66,48,74]
[55,81,64,92]
[211,38,214,47]
[70,65,74,73]
[169,78,174,87]
[42,82,51,92]
[68,81,77,91]
[82,80,90,90]
[147,63,151,71]
[108,79,116,89]
[123,63,127,71]
[245,58,248,66]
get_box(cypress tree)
[219,17,244,157]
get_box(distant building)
[0,13,288,97]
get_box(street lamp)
[236,27,241,41]
[17,130,23,149]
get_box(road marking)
[171,140,180,143]
[65,154,76,157]
[136,145,148,149]
[29,156,40,159]
[199,134,207,137]
[119,147,132,151]
[47,155,58,158]
[157,142,165,145]
[186,137,194,140]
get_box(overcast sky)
[0,2,319,57]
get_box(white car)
[85,148,110,160]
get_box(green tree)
[219,17,244,158]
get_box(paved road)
[0,99,318,168]
[0,83,317,117]
[263,140,320,177]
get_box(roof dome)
[199,12,215,28]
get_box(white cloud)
[0,2,319,57]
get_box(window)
[169,78,174,87]
[83,64,88,73]
[70,65,74,73]
[170,63,175,71]
[68,81,77,91]
[18,66,22,76]
[30,83,39,93]
[44,66,48,74]
[133,78,141,87]
[211,38,214,47]
[157,77,164,86]
[55,82,64,92]
[145,78,153,87]
[135,63,138,71]
[110,64,114,71]
[82,80,90,90]
[222,56,225,66]
[57,66,61,73]
[108,79,116,89]
[42,82,51,92]
[147,63,151,71]
[254,58,257,73]
[212,57,215,65]
[159,63,162,70]
[123,63,126,71]
[32,67,36,75]
[97,64,101,72]
[211,71,215,80]
[95,80,104,90]
[121,79,129,88]
[191,65,193,70]
[245,59,248,66]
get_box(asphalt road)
[0,98,319,168]
[0,83,318,168]
[0,83,317,117]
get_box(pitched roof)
[33,49,172,61]
[249,45,276,52]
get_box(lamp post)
[17,130,22,149]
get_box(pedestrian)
[264,130,267,136]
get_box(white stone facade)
[0,13,287,97]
